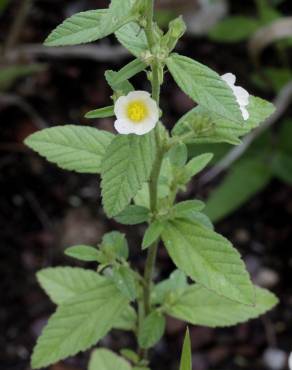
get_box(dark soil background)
[1,1,292,370]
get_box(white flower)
[221,73,250,121]
[114,91,159,135]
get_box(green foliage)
[105,69,134,95]
[179,329,192,370]
[166,53,243,123]
[115,205,150,225]
[101,132,156,217]
[115,22,148,57]
[162,219,254,305]
[0,64,45,91]
[99,231,129,263]
[173,96,275,145]
[168,143,188,167]
[25,125,113,174]
[32,272,129,368]
[65,245,100,262]
[142,221,165,250]
[152,270,188,305]
[167,285,278,328]
[173,200,205,217]
[111,265,138,301]
[89,348,132,370]
[205,157,272,222]
[138,311,166,349]
[109,58,146,86]
[85,106,114,119]
[183,153,213,178]
[113,305,137,331]
[209,16,259,42]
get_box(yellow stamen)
[127,100,148,123]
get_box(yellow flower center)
[126,100,148,123]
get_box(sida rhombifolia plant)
[24,1,279,369]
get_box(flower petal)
[114,119,134,134]
[240,106,249,121]
[114,96,128,119]
[234,86,249,106]
[221,73,236,86]
[127,90,151,101]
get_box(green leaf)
[100,231,129,261]
[172,96,275,145]
[109,58,146,86]
[168,143,188,167]
[209,16,259,43]
[85,106,114,119]
[0,63,45,91]
[184,153,213,178]
[179,328,192,370]
[166,53,243,123]
[173,200,205,217]
[112,305,137,331]
[205,157,272,222]
[24,125,113,174]
[89,348,132,370]
[36,267,104,305]
[115,205,150,225]
[45,1,137,47]
[152,270,188,305]
[161,219,255,305]
[64,245,100,262]
[138,311,166,349]
[115,22,148,57]
[142,221,165,250]
[167,285,278,328]
[101,133,156,217]
[111,265,138,301]
[31,277,129,368]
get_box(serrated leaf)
[161,219,255,305]
[111,265,138,301]
[205,156,272,222]
[85,106,114,119]
[101,133,156,217]
[37,267,104,305]
[142,221,165,250]
[172,96,275,145]
[112,305,137,331]
[115,205,150,225]
[89,348,132,370]
[167,285,278,328]
[138,311,166,349]
[179,328,192,370]
[209,16,259,43]
[25,125,113,174]
[31,277,129,368]
[65,245,100,262]
[115,22,148,57]
[166,53,243,123]
[45,1,136,47]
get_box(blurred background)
[1,0,292,369]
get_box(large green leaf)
[209,16,259,43]
[31,277,129,368]
[25,125,113,174]
[37,267,104,305]
[166,53,243,123]
[45,0,137,47]
[205,157,272,222]
[115,22,148,57]
[161,219,255,305]
[172,96,275,145]
[167,285,278,328]
[89,348,132,370]
[101,133,156,217]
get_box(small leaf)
[65,245,100,262]
[173,200,205,218]
[105,69,134,94]
[115,205,150,225]
[138,311,166,349]
[168,143,188,167]
[115,22,148,57]
[110,58,146,86]
[36,267,104,305]
[167,285,278,328]
[113,305,137,331]
[85,106,114,119]
[24,125,113,174]
[179,328,192,370]
[152,270,188,305]
[111,265,138,301]
[142,221,165,250]
[205,156,272,222]
[89,348,132,370]
[31,277,129,368]
[162,219,255,305]
[184,153,213,178]
[166,53,243,123]
[101,231,129,261]
[101,133,156,217]
[209,16,259,43]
